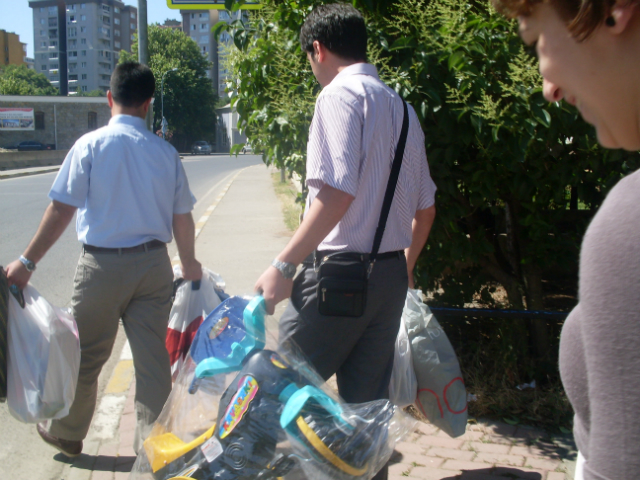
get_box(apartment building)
[180,9,242,97]
[29,0,137,95]
[0,30,28,67]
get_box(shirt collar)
[109,114,147,129]
[331,63,379,85]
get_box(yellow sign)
[167,0,261,9]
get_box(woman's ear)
[608,0,637,34]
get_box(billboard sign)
[167,0,261,9]
[0,108,35,131]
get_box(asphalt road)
[0,153,262,480]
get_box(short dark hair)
[110,62,155,108]
[299,3,367,62]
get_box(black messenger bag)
[316,100,409,317]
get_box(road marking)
[172,167,246,265]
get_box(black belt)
[83,239,166,254]
[305,249,405,266]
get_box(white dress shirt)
[49,114,195,248]
[305,63,437,253]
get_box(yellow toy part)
[144,424,217,473]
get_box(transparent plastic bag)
[7,284,80,423]
[131,295,416,480]
[404,289,467,438]
[167,266,227,380]
[389,315,418,408]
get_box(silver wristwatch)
[19,255,36,272]
[271,259,296,279]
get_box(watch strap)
[271,259,296,279]
[19,256,36,272]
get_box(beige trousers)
[49,246,173,452]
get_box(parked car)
[241,143,253,154]
[191,141,212,155]
[17,141,54,151]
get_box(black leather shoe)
[36,423,83,458]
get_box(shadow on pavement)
[54,453,136,473]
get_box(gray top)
[559,169,640,480]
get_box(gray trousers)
[49,247,173,453]
[279,253,408,480]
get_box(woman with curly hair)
[492,0,640,478]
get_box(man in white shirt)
[5,62,202,458]
[255,5,436,479]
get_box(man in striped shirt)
[255,5,436,477]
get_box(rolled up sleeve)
[49,142,92,208]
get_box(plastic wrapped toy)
[130,295,415,480]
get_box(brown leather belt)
[83,239,166,254]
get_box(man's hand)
[255,266,294,315]
[5,261,32,290]
[180,259,203,282]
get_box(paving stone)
[441,459,491,471]
[474,452,526,467]
[467,442,511,454]
[90,472,114,480]
[482,435,517,446]
[395,453,445,468]
[389,462,412,477]
[395,441,429,455]
[410,466,463,479]
[480,421,518,437]
[457,430,485,441]
[547,472,567,480]
[415,423,440,436]
[510,445,563,459]
[429,447,476,462]
[416,435,465,449]
[525,457,562,471]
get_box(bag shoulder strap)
[370,100,409,266]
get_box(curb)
[0,166,61,180]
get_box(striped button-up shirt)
[305,63,437,253]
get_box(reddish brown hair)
[492,0,621,40]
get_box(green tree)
[76,88,106,97]
[221,0,640,370]
[120,25,218,151]
[0,64,58,95]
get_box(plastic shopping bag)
[131,296,417,480]
[166,266,226,380]
[404,289,467,438]
[389,315,418,408]
[7,284,80,423]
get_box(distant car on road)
[191,141,212,155]
[241,143,253,154]
[17,141,54,151]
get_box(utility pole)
[138,0,152,131]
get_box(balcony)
[49,69,59,75]
[68,79,78,84]
[50,80,60,86]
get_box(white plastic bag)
[166,266,226,380]
[404,289,468,438]
[389,315,418,408]
[7,284,80,423]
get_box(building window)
[68,27,77,37]
[81,62,87,67]
[68,39,76,47]
[114,18,120,25]
[200,23,209,30]
[191,24,196,31]
[130,23,135,30]
[69,74,78,80]
[101,27,110,37]
[49,18,57,27]
[81,38,87,44]
[81,50,87,56]
[40,41,47,47]
[81,3,86,8]
[81,14,86,21]
[69,51,77,57]
[115,30,120,37]
[49,52,58,59]
[81,26,87,33]
[69,62,77,69]
[82,86,88,92]
[51,41,57,47]
[115,41,120,48]
[35,112,45,130]
[81,73,87,79]
[67,4,76,11]
[114,7,120,13]
[49,6,57,14]
[40,29,45,36]
[200,35,208,44]
[88,112,97,130]
[41,65,47,71]
[131,12,136,19]
[102,5,110,13]
[69,15,76,23]
[40,7,45,12]
[202,46,207,53]
[50,63,59,69]
[131,34,135,41]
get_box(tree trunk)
[523,264,552,366]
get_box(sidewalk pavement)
[23,164,578,480]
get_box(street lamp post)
[161,68,178,139]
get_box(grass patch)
[271,171,302,232]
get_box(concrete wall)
[0,150,68,170]
[0,96,110,150]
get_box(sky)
[1,0,181,58]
